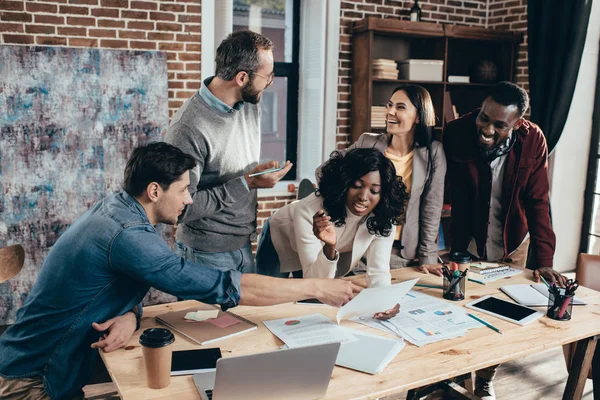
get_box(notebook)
[156,306,257,345]
[470,262,510,274]
[335,327,405,374]
[500,284,587,307]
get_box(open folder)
[501,283,586,307]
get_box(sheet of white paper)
[336,278,419,323]
[262,313,357,348]
[183,310,220,321]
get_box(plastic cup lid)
[448,251,471,264]
[139,328,175,348]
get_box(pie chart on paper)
[285,320,301,326]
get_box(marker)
[540,275,551,289]
[415,284,444,289]
[468,313,503,335]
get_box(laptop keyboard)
[205,389,213,400]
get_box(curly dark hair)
[316,148,409,237]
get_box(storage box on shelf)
[350,17,523,143]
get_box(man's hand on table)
[374,303,400,320]
[533,267,568,287]
[314,279,363,307]
[419,264,444,277]
[91,311,137,353]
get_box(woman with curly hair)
[256,148,408,289]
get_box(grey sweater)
[165,92,260,252]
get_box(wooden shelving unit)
[350,17,523,143]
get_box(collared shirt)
[0,191,241,400]
[199,76,244,113]
[468,153,508,261]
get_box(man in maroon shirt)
[443,81,566,399]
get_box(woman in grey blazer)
[321,85,446,275]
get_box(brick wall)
[0,0,201,119]
[336,0,530,147]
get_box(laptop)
[192,342,340,400]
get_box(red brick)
[184,24,200,33]
[448,14,464,22]
[160,4,185,12]
[172,0,198,2]
[121,10,147,19]
[176,72,200,80]
[176,33,199,42]
[69,37,98,47]
[98,19,125,28]
[147,32,174,40]
[100,0,129,7]
[0,22,23,32]
[168,81,185,89]
[127,20,153,30]
[185,43,200,52]
[159,42,184,51]
[167,72,174,80]
[157,22,181,32]
[89,28,116,37]
[26,25,56,34]
[2,12,32,22]
[3,33,33,44]
[100,39,128,48]
[186,81,200,90]
[92,8,119,17]
[118,30,145,39]
[36,36,68,45]
[67,16,96,26]
[130,40,156,49]
[69,0,99,4]
[150,11,176,21]
[185,62,200,71]
[178,14,199,23]
[26,3,58,13]
[187,5,200,13]
[131,1,157,10]
[169,100,183,108]
[178,52,199,61]
[58,26,86,35]
[166,52,177,60]
[35,14,64,24]
[168,62,184,70]
[59,5,90,14]
[1,1,24,11]
[176,90,196,99]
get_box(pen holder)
[443,274,466,301]
[547,290,573,321]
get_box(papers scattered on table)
[184,310,220,322]
[337,278,419,323]
[263,313,357,348]
[352,290,483,346]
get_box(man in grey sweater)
[166,30,292,273]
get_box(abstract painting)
[0,45,171,324]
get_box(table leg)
[562,335,599,400]
[593,342,599,400]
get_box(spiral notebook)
[156,306,257,345]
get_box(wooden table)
[100,268,600,400]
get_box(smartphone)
[295,298,326,306]
[171,348,222,376]
[248,166,284,177]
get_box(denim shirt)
[0,191,242,400]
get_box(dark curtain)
[528,0,592,153]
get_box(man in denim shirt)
[0,142,361,400]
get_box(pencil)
[468,277,486,285]
[468,313,503,334]
[415,283,444,289]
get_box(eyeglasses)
[252,72,274,88]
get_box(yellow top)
[384,149,413,241]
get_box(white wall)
[550,0,600,272]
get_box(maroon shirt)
[443,110,555,269]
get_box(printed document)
[263,313,357,348]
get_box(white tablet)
[465,295,543,326]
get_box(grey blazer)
[318,133,446,265]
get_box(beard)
[241,80,262,104]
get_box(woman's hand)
[374,303,400,320]
[312,210,337,247]
[419,263,444,277]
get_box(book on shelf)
[156,305,257,345]
[443,91,459,123]
[448,75,470,83]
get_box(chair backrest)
[297,178,315,200]
[0,244,25,284]
[576,253,600,291]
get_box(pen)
[437,256,445,264]
[540,276,551,289]
[415,284,444,289]
[468,277,486,285]
[468,313,503,335]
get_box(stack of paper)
[353,290,483,346]
[372,59,398,80]
[263,313,405,374]
[371,106,387,128]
